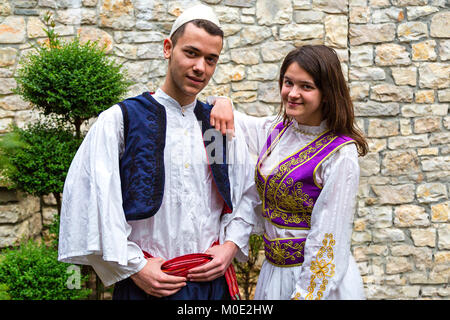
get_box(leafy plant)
[0,240,91,300]
[14,12,132,138]
[233,234,264,300]
[0,283,11,300]
[0,121,83,214]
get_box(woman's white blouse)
[234,110,365,300]
[58,90,259,287]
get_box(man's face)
[162,23,223,105]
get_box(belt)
[263,234,306,267]
[142,241,241,300]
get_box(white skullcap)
[169,4,221,38]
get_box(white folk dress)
[234,111,365,300]
[58,89,259,287]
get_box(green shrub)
[14,14,132,137]
[0,283,11,300]
[0,240,91,300]
[233,234,264,300]
[0,121,83,213]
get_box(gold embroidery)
[305,233,336,300]
[264,236,305,267]
[255,129,338,229]
[292,292,302,300]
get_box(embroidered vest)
[255,121,355,230]
[118,92,232,221]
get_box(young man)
[58,5,258,300]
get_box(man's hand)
[186,241,238,282]
[210,97,235,137]
[130,257,187,298]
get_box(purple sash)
[255,121,355,230]
[263,234,306,267]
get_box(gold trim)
[262,215,312,230]
[292,292,302,300]
[257,130,331,228]
[263,234,306,267]
[274,135,337,198]
[257,121,291,181]
[312,140,356,189]
[265,259,303,268]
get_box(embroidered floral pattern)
[292,292,302,300]
[305,233,336,300]
[255,131,336,229]
[263,235,306,267]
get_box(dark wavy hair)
[170,19,224,48]
[277,45,368,157]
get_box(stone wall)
[0,0,448,299]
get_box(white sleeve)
[290,144,360,300]
[58,105,146,286]
[219,120,262,262]
[233,110,277,158]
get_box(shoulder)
[97,104,123,125]
[320,141,359,172]
[234,110,278,132]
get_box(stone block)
[99,0,135,30]
[349,67,385,81]
[359,152,380,176]
[213,64,246,84]
[387,134,429,149]
[438,225,450,249]
[375,43,410,66]
[371,184,415,204]
[382,150,420,176]
[397,21,428,42]
[230,47,259,65]
[367,119,399,137]
[386,257,413,274]
[0,47,17,67]
[394,204,429,227]
[0,16,26,43]
[280,24,324,41]
[430,11,450,38]
[431,201,449,222]
[391,67,416,86]
[350,45,373,67]
[413,117,441,133]
[419,63,450,89]
[371,84,413,102]
[349,23,395,45]
[247,64,279,81]
[260,41,295,62]
[421,156,450,171]
[256,0,292,25]
[411,228,436,247]
[412,40,437,61]
[325,15,347,48]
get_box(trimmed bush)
[0,122,83,213]
[0,240,91,300]
[14,14,132,137]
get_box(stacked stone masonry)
[0,0,448,299]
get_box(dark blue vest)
[117,92,233,221]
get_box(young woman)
[212,45,368,300]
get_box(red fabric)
[142,244,241,300]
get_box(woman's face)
[281,62,323,126]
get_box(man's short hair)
[170,19,224,48]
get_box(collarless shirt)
[58,90,259,286]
